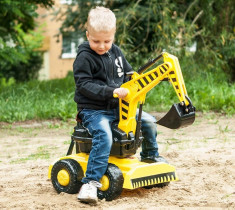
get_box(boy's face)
[86,28,115,55]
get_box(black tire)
[51,159,83,194]
[98,163,124,201]
[144,182,170,189]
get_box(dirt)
[0,112,234,210]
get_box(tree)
[56,0,191,65]
[57,0,234,81]
[174,0,235,81]
[0,0,54,81]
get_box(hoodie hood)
[77,41,94,55]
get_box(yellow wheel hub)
[57,169,70,186]
[99,175,110,191]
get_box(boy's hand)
[113,88,129,99]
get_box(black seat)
[67,121,143,158]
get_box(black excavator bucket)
[157,103,195,129]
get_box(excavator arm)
[117,52,196,136]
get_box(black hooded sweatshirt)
[73,41,132,110]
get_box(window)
[60,0,73,4]
[61,33,84,59]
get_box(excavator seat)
[67,121,143,158]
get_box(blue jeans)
[78,108,159,184]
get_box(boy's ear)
[86,31,89,40]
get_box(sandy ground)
[0,112,234,210]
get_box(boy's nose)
[99,43,105,49]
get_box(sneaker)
[77,181,102,203]
[141,155,169,163]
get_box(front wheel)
[98,163,124,201]
[51,159,83,194]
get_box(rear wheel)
[51,159,83,194]
[98,163,124,201]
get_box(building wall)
[36,0,76,80]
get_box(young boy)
[73,6,167,203]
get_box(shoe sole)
[78,197,98,204]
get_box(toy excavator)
[48,52,196,201]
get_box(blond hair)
[87,6,116,32]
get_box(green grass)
[18,139,30,143]
[144,75,235,115]
[63,139,71,145]
[0,70,234,123]
[10,145,50,164]
[0,75,76,122]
